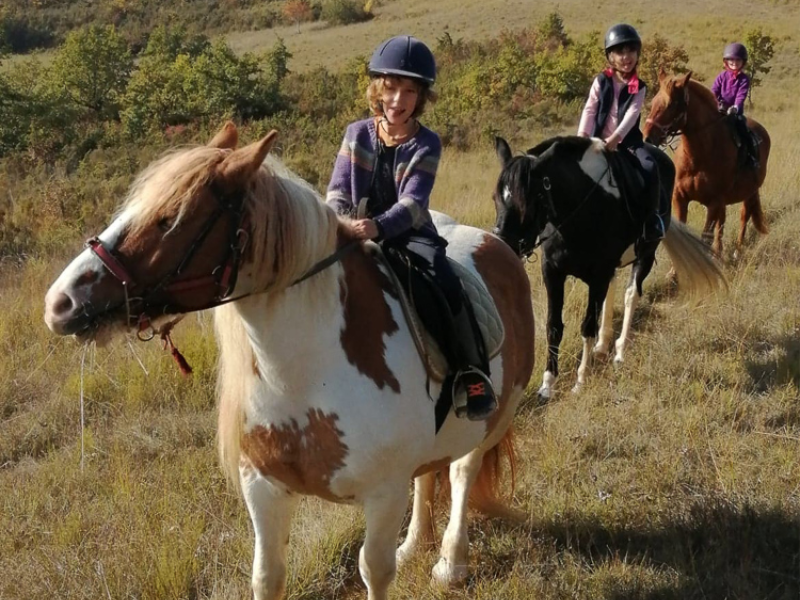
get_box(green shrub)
[319,0,370,26]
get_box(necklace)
[379,118,419,144]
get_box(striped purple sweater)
[326,118,441,240]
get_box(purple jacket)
[326,118,441,240]
[711,70,750,114]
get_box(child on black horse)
[577,23,664,243]
[325,35,497,421]
[712,42,759,169]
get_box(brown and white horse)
[43,123,535,600]
[644,72,771,257]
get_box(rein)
[519,163,611,259]
[646,92,727,147]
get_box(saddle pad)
[365,241,505,382]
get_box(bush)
[319,0,370,26]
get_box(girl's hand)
[727,106,738,115]
[604,135,620,151]
[352,218,379,240]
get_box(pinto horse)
[493,135,724,401]
[644,72,771,257]
[43,123,534,600]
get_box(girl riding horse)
[578,23,665,243]
[326,35,497,420]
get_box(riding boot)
[450,306,497,421]
[642,211,665,243]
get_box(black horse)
[493,135,724,400]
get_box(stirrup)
[452,367,497,421]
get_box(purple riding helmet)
[723,42,748,63]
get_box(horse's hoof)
[431,558,468,588]
[613,355,624,368]
[536,386,553,405]
[571,382,583,394]
[593,346,609,362]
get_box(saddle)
[606,147,670,234]
[725,115,760,170]
[363,240,504,383]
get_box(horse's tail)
[468,427,526,522]
[662,220,727,295]
[746,192,769,235]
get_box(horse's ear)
[495,136,513,166]
[658,68,668,85]
[208,121,239,149]
[215,129,279,189]
[679,71,693,87]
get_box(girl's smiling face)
[725,58,744,72]
[380,76,421,124]
[608,45,639,75]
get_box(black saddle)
[381,244,489,432]
[606,149,650,222]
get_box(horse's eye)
[157,217,173,232]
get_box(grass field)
[3,0,800,599]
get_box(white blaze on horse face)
[579,139,619,198]
[44,210,134,334]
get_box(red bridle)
[85,183,249,374]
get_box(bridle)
[511,163,612,260]
[86,181,250,339]
[86,182,357,372]
[645,91,690,144]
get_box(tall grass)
[3,1,800,598]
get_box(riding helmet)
[723,42,748,63]
[368,35,436,85]
[604,23,642,54]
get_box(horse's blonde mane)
[122,142,341,490]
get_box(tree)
[45,25,132,120]
[282,0,314,32]
[744,28,776,103]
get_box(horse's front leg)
[539,265,566,402]
[574,276,613,393]
[241,467,299,600]
[359,484,409,600]
[396,472,437,567]
[668,189,690,283]
[593,271,617,360]
[431,449,482,588]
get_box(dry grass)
[3,1,800,599]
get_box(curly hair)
[366,75,438,118]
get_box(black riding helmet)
[368,35,436,85]
[604,23,642,54]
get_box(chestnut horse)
[644,72,771,257]
[43,123,534,600]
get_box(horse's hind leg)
[593,271,618,360]
[706,204,727,257]
[431,450,482,588]
[241,469,299,600]
[359,485,409,600]
[614,253,654,364]
[396,471,437,567]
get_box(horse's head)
[44,122,279,343]
[492,136,552,258]
[644,71,693,145]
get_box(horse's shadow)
[745,333,800,394]
[467,501,800,599]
